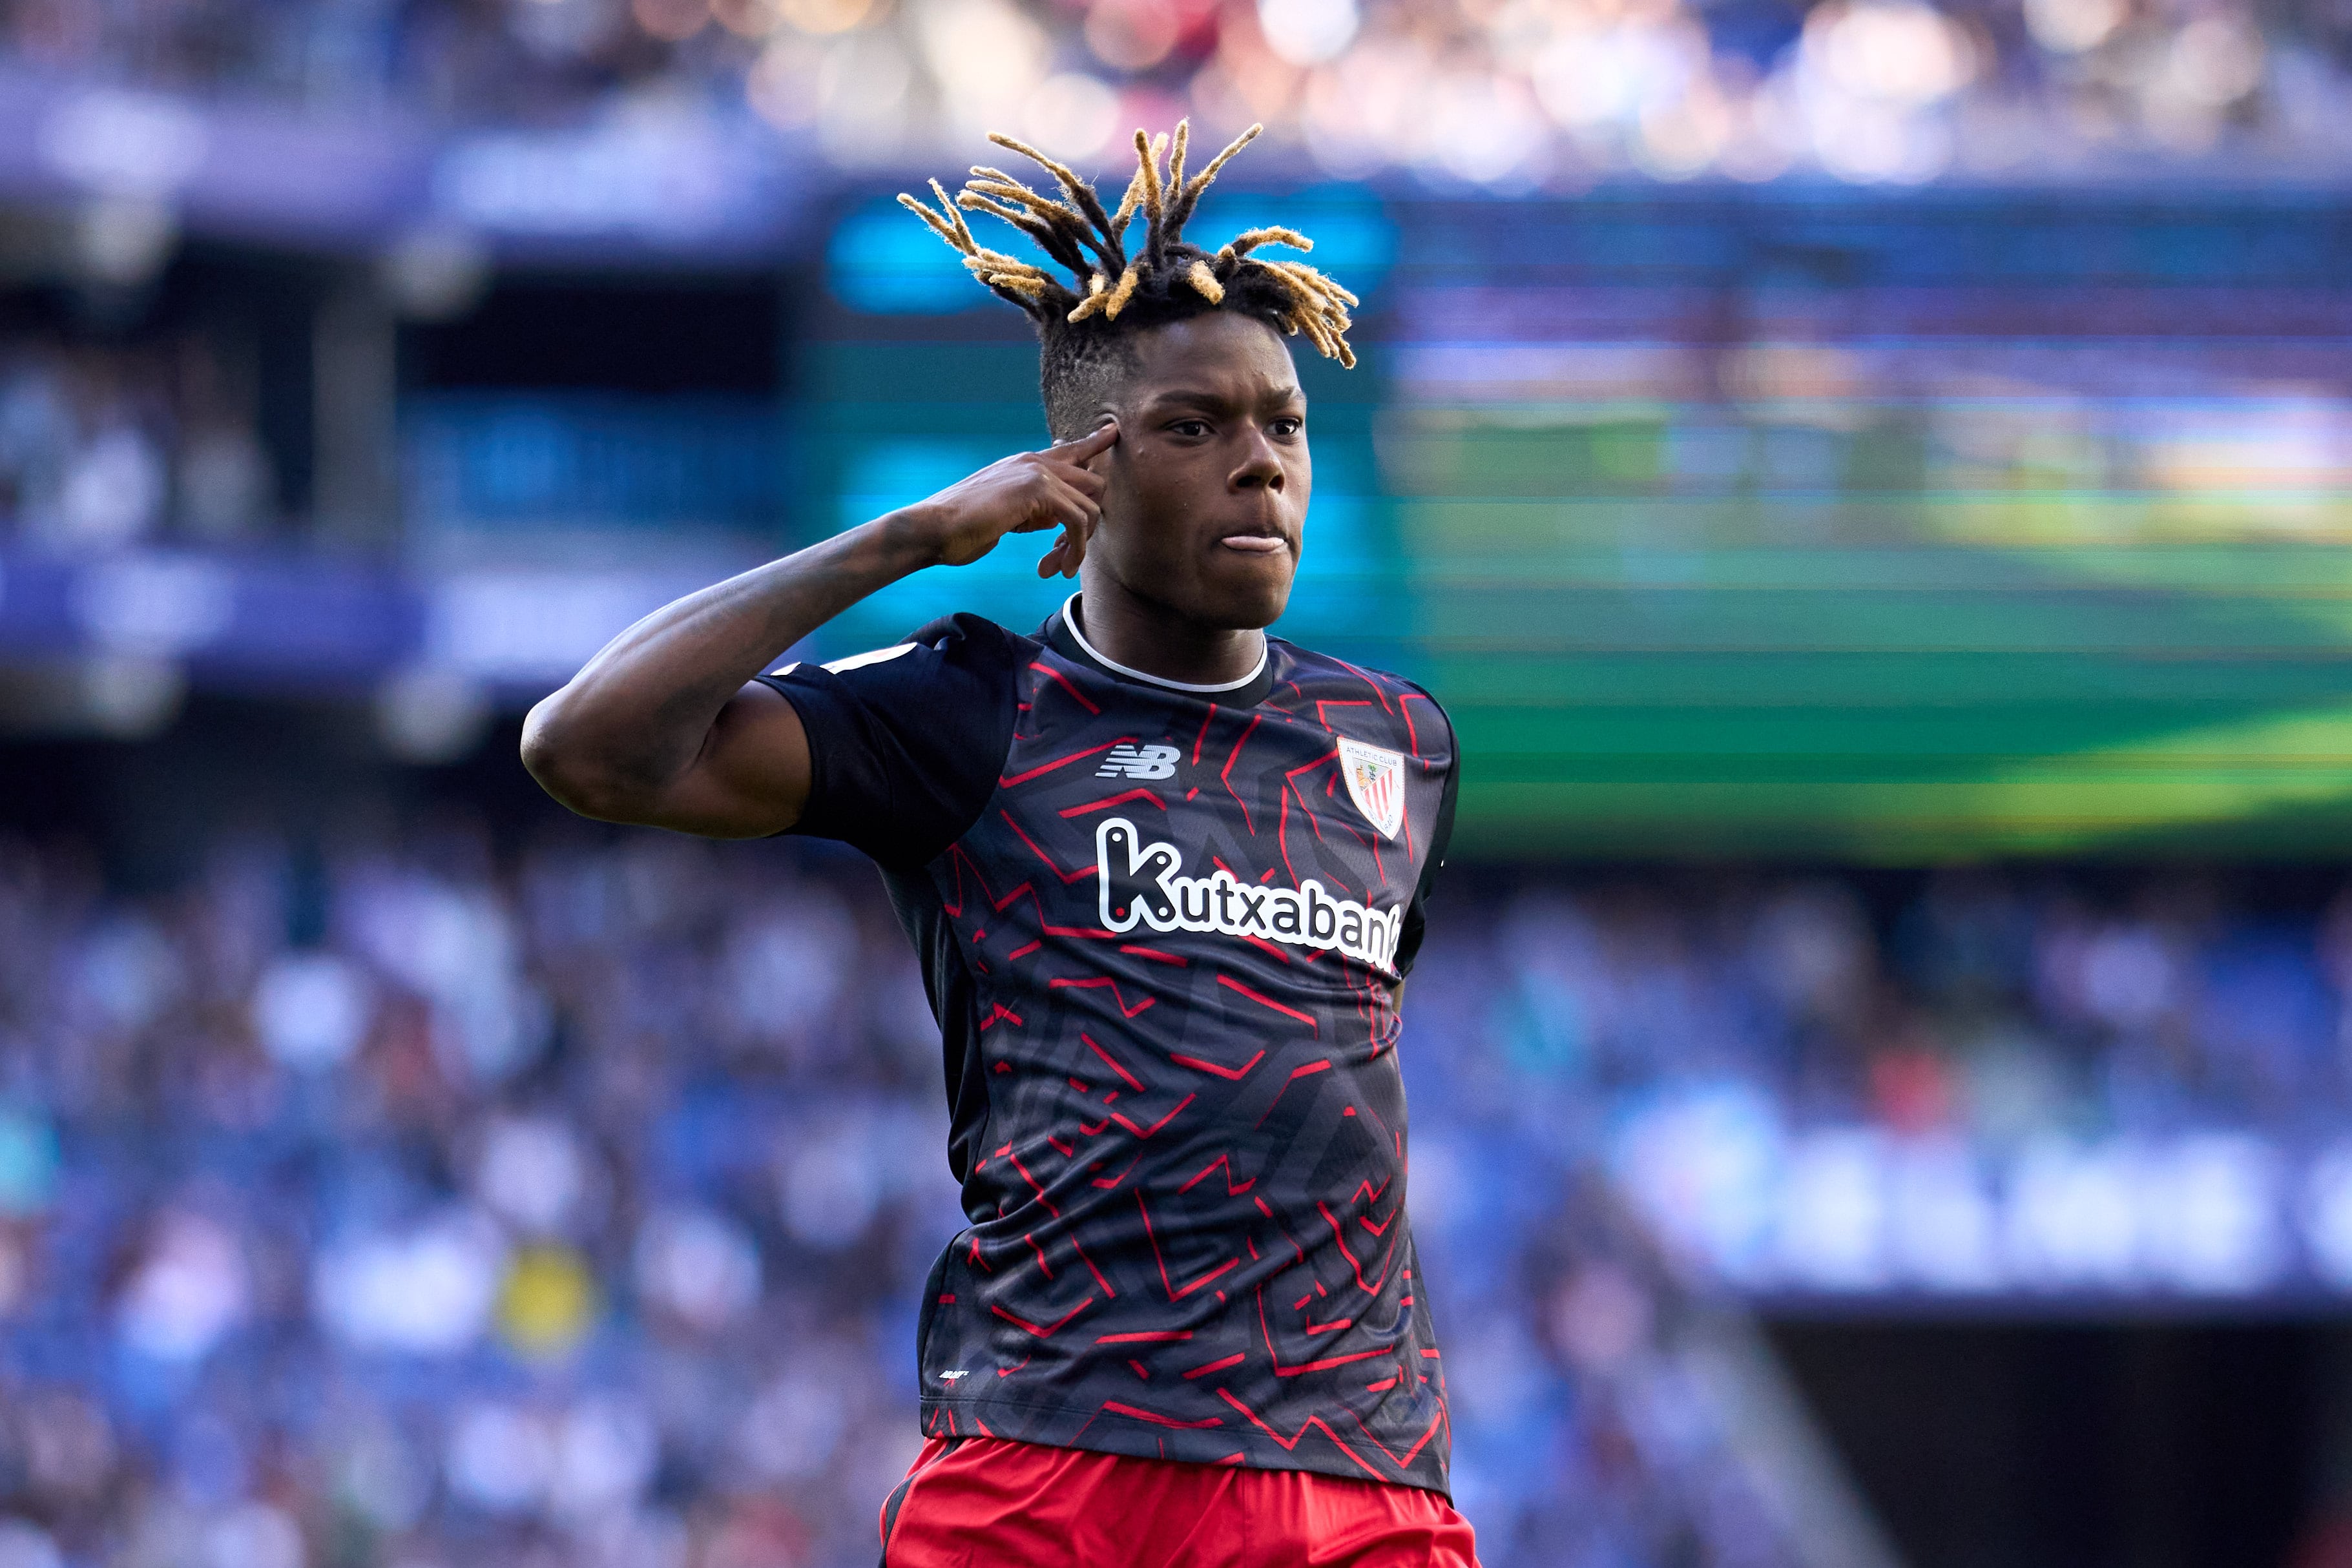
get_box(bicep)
[642,680,812,838]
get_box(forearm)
[523,511,936,807]
[521,421,1114,828]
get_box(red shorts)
[879,1435,1481,1567]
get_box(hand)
[899,424,1119,579]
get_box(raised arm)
[521,424,1118,838]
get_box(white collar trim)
[1061,594,1267,694]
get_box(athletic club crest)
[1336,737,1406,841]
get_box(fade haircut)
[899,121,1358,440]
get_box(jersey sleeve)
[1393,683,1459,979]
[754,612,1021,869]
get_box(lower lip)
[1219,536,1285,554]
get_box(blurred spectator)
[12,0,2352,183]
[0,335,276,552]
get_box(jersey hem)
[916,1392,1453,1500]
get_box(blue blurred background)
[9,0,2352,1564]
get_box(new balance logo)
[1098,743,1180,781]
[1096,818,1404,974]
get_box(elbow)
[521,693,631,821]
[518,696,585,807]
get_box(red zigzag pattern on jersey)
[1048,975,1156,1017]
[942,845,1110,940]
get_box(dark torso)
[768,605,1457,1492]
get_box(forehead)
[1125,313,1300,402]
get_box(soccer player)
[522,121,1476,1567]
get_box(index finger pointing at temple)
[1049,422,1119,462]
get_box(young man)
[523,122,1476,1566]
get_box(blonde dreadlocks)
[899,120,1359,435]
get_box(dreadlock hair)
[899,120,1359,440]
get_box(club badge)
[1337,737,1406,841]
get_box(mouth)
[1216,531,1289,555]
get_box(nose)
[1231,425,1285,493]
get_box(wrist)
[875,504,950,570]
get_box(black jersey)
[760,599,1458,1494]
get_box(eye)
[1271,417,1304,437]
[1168,418,1212,438]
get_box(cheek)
[1098,466,1184,570]
[1114,455,1204,535]
[1129,445,1200,491]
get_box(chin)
[1198,579,1291,632]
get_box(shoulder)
[758,614,1032,866]
[757,613,1035,768]
[784,613,1036,690]
[1267,637,1457,764]
[890,612,1037,675]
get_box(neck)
[1074,580,1266,688]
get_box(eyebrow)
[1138,384,1306,414]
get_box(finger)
[1009,481,1095,537]
[1056,517,1090,577]
[1046,462,1108,498]
[1054,488,1096,577]
[1032,482,1097,574]
[1047,422,1119,463]
[1037,515,1092,579]
[1046,420,1118,459]
[1047,477,1101,534]
[1034,516,1079,576]
[1043,475,1101,527]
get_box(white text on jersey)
[1094,818,1402,974]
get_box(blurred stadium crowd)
[1492,872,2352,1298]
[6,0,2352,185]
[0,823,1804,1568]
[4,815,2352,1564]
[0,335,277,553]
